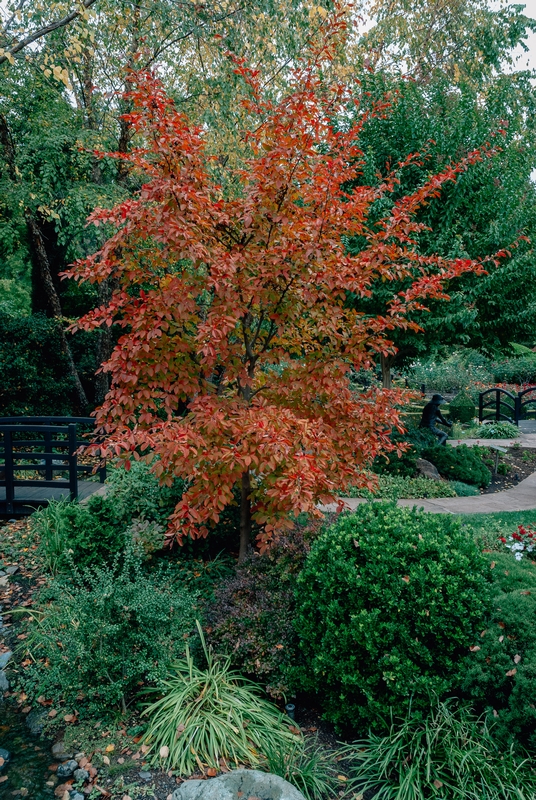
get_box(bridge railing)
[478,388,518,424]
[478,387,536,425]
[0,417,105,515]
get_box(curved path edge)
[321,470,536,515]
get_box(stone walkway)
[448,433,536,450]
[329,467,536,515]
[323,422,536,515]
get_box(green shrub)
[407,350,493,394]
[32,495,126,572]
[207,527,310,698]
[372,433,418,478]
[141,624,299,775]
[493,356,536,385]
[341,701,536,800]
[450,480,480,497]
[346,475,457,499]
[17,549,197,715]
[448,391,476,423]
[105,459,187,526]
[473,421,520,439]
[403,425,439,453]
[423,444,491,487]
[460,552,536,751]
[294,503,492,732]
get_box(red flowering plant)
[65,11,504,559]
[499,525,536,561]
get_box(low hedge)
[423,444,491,487]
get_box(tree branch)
[0,0,98,67]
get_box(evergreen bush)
[294,503,492,732]
[17,549,197,715]
[423,444,491,487]
[461,552,536,751]
[33,494,126,572]
[449,391,476,423]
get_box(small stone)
[74,753,85,761]
[139,771,152,780]
[5,565,19,575]
[69,793,85,800]
[0,671,9,692]
[57,759,79,778]
[0,651,12,670]
[0,747,11,768]
[26,709,47,735]
[52,742,73,761]
[73,769,89,782]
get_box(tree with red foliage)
[67,15,499,560]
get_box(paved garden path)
[447,433,536,450]
[323,433,536,515]
[330,468,536,515]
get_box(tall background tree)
[0,0,535,405]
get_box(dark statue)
[419,393,452,446]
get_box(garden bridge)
[0,417,105,517]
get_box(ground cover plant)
[345,475,458,499]
[341,701,536,800]
[294,503,493,732]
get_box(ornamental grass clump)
[141,623,301,775]
[341,701,536,800]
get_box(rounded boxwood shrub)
[460,552,536,751]
[448,391,476,423]
[423,444,491,487]
[294,503,492,733]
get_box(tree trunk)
[25,212,89,412]
[94,278,117,404]
[239,470,252,563]
[381,353,395,389]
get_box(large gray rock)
[416,458,441,481]
[172,769,305,800]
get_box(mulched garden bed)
[480,446,536,494]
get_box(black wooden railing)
[479,387,536,425]
[0,417,105,515]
